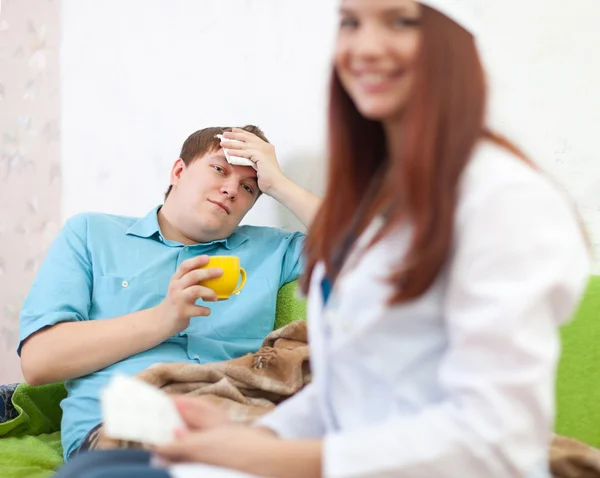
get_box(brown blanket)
[550,434,600,478]
[91,319,600,478]
[93,319,310,450]
[135,318,310,423]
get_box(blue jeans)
[55,449,170,478]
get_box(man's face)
[166,149,260,242]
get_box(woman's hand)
[155,427,323,478]
[154,426,288,475]
[171,395,232,430]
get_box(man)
[18,125,321,460]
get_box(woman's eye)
[243,184,254,194]
[340,17,358,29]
[213,166,225,174]
[392,17,419,29]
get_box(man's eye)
[243,184,254,194]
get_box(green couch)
[0,277,598,478]
[556,275,600,446]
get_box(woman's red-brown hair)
[303,6,526,303]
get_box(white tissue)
[100,374,186,445]
[215,134,255,168]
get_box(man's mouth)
[208,199,230,214]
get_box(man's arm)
[219,128,322,228]
[21,307,168,386]
[20,216,223,386]
[263,175,321,228]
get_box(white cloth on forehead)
[215,134,255,168]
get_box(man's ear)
[169,158,186,187]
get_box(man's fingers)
[222,129,260,144]
[224,149,258,161]
[184,285,218,304]
[188,304,212,317]
[173,255,210,281]
[179,267,223,290]
[219,139,246,150]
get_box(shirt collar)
[126,205,249,250]
[125,206,162,239]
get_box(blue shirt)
[18,206,304,459]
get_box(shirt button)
[158,236,164,242]
[184,247,189,252]
[121,280,129,288]
[194,355,199,360]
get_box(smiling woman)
[308,0,488,300]
[335,0,423,122]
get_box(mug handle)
[232,268,247,295]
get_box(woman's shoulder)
[464,140,546,189]
[459,139,569,213]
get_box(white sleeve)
[255,381,326,439]
[323,180,591,478]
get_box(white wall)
[61,0,600,270]
[476,0,600,272]
[61,0,337,232]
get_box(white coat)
[257,141,591,478]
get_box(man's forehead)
[199,150,227,163]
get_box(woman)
[57,0,591,477]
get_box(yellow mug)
[198,256,247,300]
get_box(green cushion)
[0,432,63,478]
[0,384,67,477]
[274,280,307,330]
[555,275,600,446]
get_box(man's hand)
[157,255,223,336]
[220,128,322,228]
[220,128,285,195]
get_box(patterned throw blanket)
[550,434,600,478]
[93,319,310,450]
[88,320,600,478]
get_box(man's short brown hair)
[164,125,269,200]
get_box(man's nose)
[220,179,239,199]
